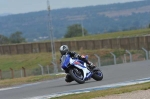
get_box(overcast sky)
[0,0,141,14]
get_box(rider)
[59,45,95,82]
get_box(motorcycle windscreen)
[61,55,70,69]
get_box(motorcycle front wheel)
[69,68,85,84]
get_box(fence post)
[110,52,116,65]
[47,65,50,74]
[10,68,14,79]
[22,67,26,77]
[0,69,2,79]
[51,62,58,73]
[142,47,149,60]
[38,64,44,75]
[126,50,132,63]
[124,54,127,63]
[94,54,101,68]
[21,69,22,77]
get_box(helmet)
[59,45,69,55]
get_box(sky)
[0,0,142,14]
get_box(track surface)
[0,60,150,99]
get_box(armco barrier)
[0,36,150,55]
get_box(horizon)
[0,0,141,15]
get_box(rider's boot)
[65,74,74,83]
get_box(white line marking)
[25,77,150,99]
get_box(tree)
[64,24,88,38]
[149,24,150,28]
[9,31,26,43]
[0,34,9,44]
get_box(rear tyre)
[69,68,85,84]
[92,70,103,81]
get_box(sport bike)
[61,54,103,84]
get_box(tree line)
[0,24,87,44]
[0,31,26,45]
[64,24,88,38]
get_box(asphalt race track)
[0,60,150,99]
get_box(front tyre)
[92,70,103,81]
[69,68,85,84]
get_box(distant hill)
[0,13,11,16]
[0,0,150,42]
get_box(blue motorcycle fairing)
[71,59,86,69]
[61,54,70,69]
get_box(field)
[0,53,53,71]
[60,28,150,41]
[0,49,115,71]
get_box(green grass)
[0,49,144,71]
[59,28,150,41]
[51,82,150,99]
[0,49,113,71]
[0,52,56,71]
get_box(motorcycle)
[61,54,103,84]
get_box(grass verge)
[0,74,65,88]
[0,49,145,71]
[51,82,150,99]
[60,28,150,41]
[0,49,113,71]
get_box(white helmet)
[59,45,69,55]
